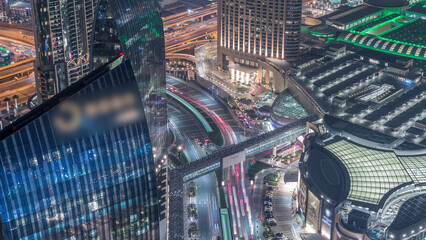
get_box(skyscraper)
[0,58,160,239]
[32,0,167,162]
[91,0,167,160]
[217,0,302,70]
[31,0,96,100]
[0,0,9,17]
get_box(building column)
[272,146,277,157]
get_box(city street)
[168,75,258,239]
[168,100,209,161]
[250,160,303,239]
[168,95,222,239]
[251,168,276,238]
[167,75,246,144]
[271,167,302,239]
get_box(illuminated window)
[344,33,353,41]
[389,43,398,52]
[381,41,390,50]
[352,34,361,43]
[359,36,368,44]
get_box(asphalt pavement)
[168,91,222,239]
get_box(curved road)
[167,75,257,240]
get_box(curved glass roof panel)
[398,156,426,183]
[325,140,412,204]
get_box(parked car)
[267,218,277,226]
[264,207,273,212]
[265,190,274,194]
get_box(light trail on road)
[167,76,255,239]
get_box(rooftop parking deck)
[385,99,426,129]
[323,67,379,96]
[304,54,356,79]
[313,62,363,88]
[364,83,426,122]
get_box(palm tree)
[12,95,19,109]
[4,97,10,112]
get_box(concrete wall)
[195,73,231,99]
[258,60,286,93]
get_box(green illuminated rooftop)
[316,3,426,60]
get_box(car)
[265,193,273,198]
[268,186,275,191]
[266,213,274,218]
[265,196,272,201]
[264,200,272,205]
[264,207,273,212]
[267,218,277,226]
[264,202,272,207]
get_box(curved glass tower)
[33,0,167,164]
[91,0,167,163]
[0,59,159,239]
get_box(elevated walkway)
[169,115,319,239]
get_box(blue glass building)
[33,0,167,164]
[91,0,168,163]
[0,58,159,239]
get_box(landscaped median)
[247,161,273,180]
[263,172,282,187]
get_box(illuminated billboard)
[299,177,308,214]
[321,201,335,239]
[306,190,321,232]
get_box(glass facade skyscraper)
[0,59,159,239]
[32,0,167,162]
[217,0,302,69]
[91,0,167,162]
[31,0,96,100]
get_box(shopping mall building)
[298,115,426,240]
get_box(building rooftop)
[407,1,426,16]
[364,0,409,8]
[10,1,31,9]
[389,194,426,232]
[323,5,382,26]
[302,115,426,208]
[271,91,309,121]
[294,46,425,144]
[325,138,412,205]
[308,24,339,35]
[266,58,292,72]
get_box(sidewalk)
[251,168,276,239]
[271,178,302,239]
